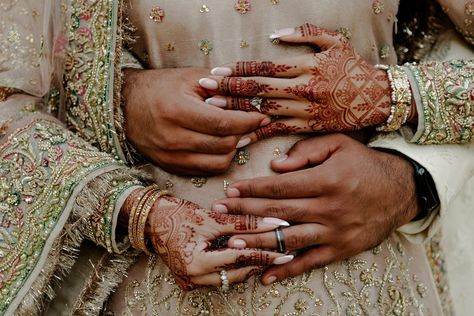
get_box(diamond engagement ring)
[250,97,263,112]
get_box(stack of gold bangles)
[128,185,170,254]
[376,65,413,132]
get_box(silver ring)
[250,97,263,112]
[275,227,287,253]
[220,270,229,292]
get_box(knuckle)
[215,118,232,133]
[266,204,286,218]
[211,158,232,174]
[270,182,286,197]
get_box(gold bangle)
[128,185,158,251]
[135,189,171,254]
[376,65,412,132]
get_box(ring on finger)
[275,227,287,253]
[250,97,263,112]
[220,270,230,292]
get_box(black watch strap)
[404,156,440,217]
[375,148,440,218]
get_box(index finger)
[226,168,326,199]
[180,100,271,136]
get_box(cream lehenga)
[1,0,473,315]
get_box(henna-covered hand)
[142,196,293,290]
[211,134,420,284]
[199,24,393,143]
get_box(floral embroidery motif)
[64,1,123,159]
[372,0,385,15]
[198,39,213,55]
[0,119,119,315]
[465,1,474,16]
[406,60,474,144]
[150,6,165,23]
[235,0,251,14]
[119,237,435,315]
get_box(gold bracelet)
[135,189,171,254]
[376,65,412,132]
[128,185,159,251]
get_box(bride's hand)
[199,24,392,143]
[145,196,293,290]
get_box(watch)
[376,148,440,218]
[404,156,441,218]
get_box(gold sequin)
[379,43,390,59]
[273,147,282,157]
[239,40,249,48]
[198,39,213,55]
[191,177,207,188]
[466,1,474,16]
[372,0,384,15]
[336,27,352,40]
[234,0,251,14]
[199,4,210,13]
[150,6,165,23]
[270,0,280,4]
[234,148,250,165]
[165,43,175,51]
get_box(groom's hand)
[212,134,420,285]
[122,68,269,176]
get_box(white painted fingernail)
[236,137,251,149]
[231,239,247,248]
[226,187,240,198]
[269,27,295,39]
[198,78,219,90]
[265,275,277,285]
[211,67,233,76]
[205,96,227,107]
[263,217,290,227]
[273,154,288,163]
[273,255,294,265]
[212,204,228,213]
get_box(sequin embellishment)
[198,39,213,55]
[150,6,165,23]
[235,0,251,14]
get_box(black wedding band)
[275,227,286,253]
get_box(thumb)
[270,23,347,51]
[271,134,345,172]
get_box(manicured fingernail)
[269,27,295,39]
[212,204,228,213]
[226,187,240,198]
[211,67,233,76]
[205,96,227,107]
[198,78,219,90]
[260,117,271,126]
[231,239,247,248]
[273,255,294,265]
[236,137,251,149]
[265,275,277,285]
[263,217,290,227]
[272,154,288,163]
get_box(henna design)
[208,212,258,231]
[147,197,205,290]
[255,122,301,140]
[235,61,294,76]
[298,23,344,44]
[220,78,274,96]
[217,252,272,270]
[282,42,390,132]
[230,97,282,114]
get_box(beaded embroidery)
[0,119,121,314]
